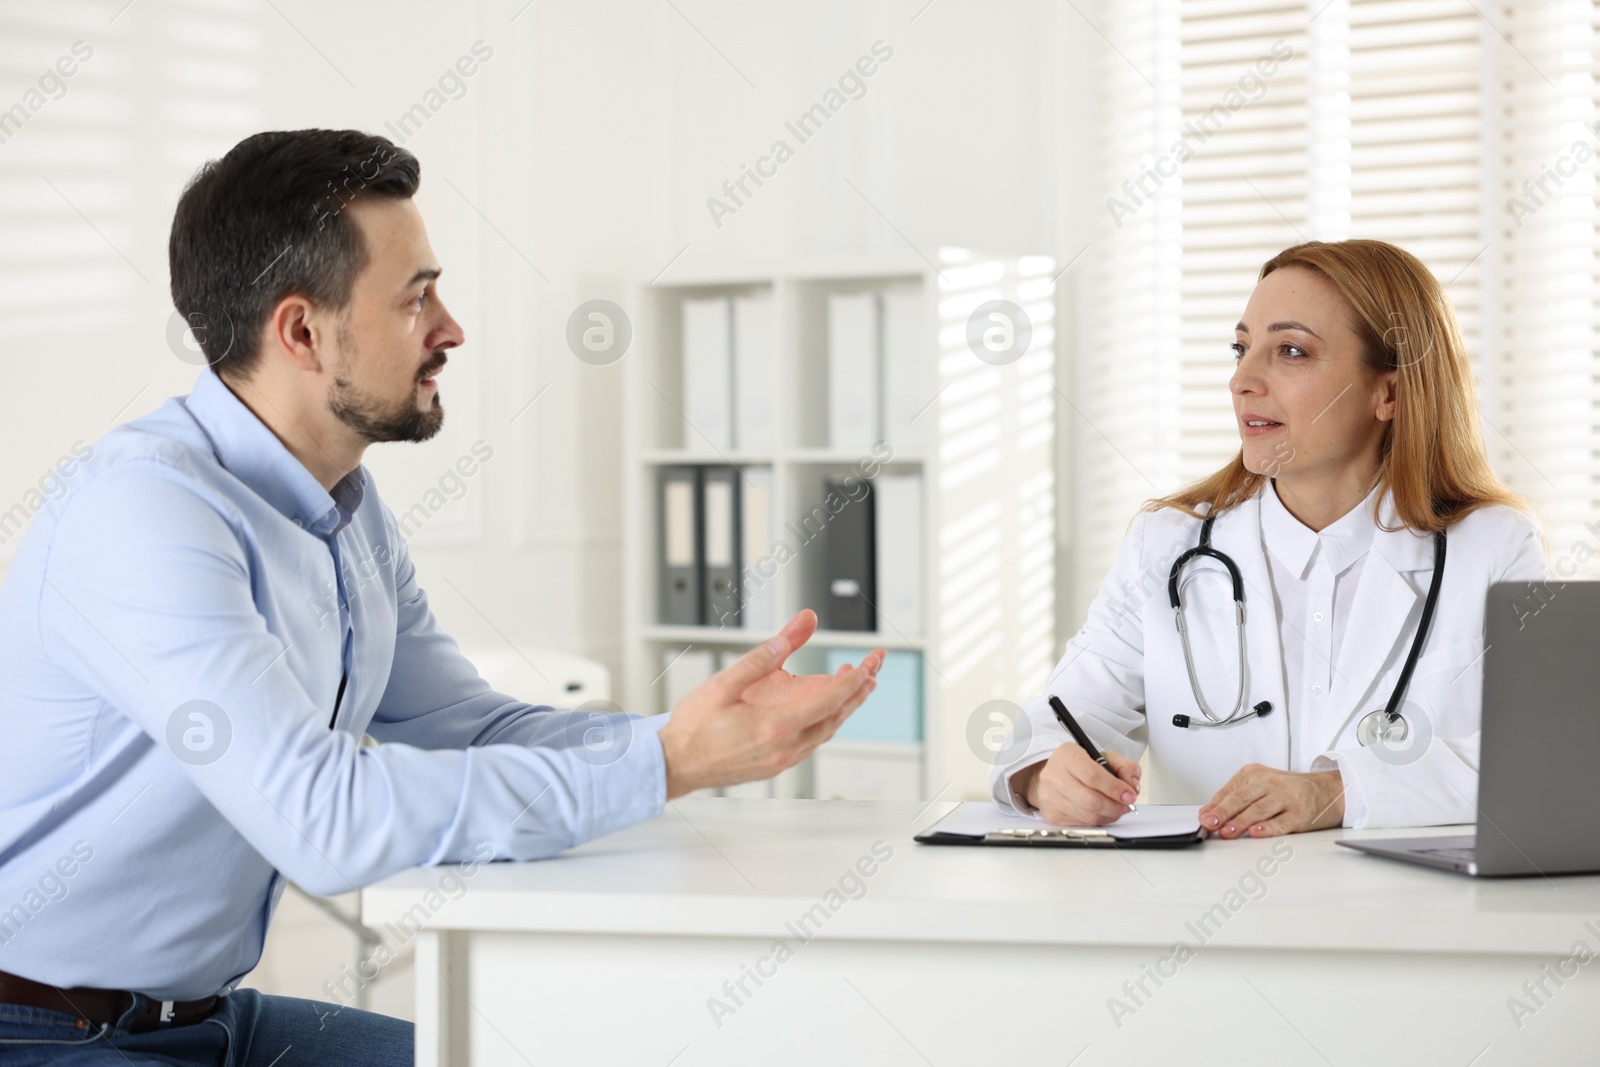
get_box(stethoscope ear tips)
[1172,703,1270,730]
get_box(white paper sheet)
[922,802,1204,840]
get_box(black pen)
[1048,695,1137,813]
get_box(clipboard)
[914,802,1208,849]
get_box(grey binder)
[702,466,742,628]
[659,466,702,625]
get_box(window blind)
[1176,2,1311,487]
[1078,0,1592,621]
[1492,0,1600,576]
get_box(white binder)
[681,297,733,451]
[881,289,928,457]
[873,472,923,637]
[827,292,880,454]
[739,466,776,631]
[732,294,776,453]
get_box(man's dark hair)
[168,129,420,380]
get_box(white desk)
[362,799,1600,1066]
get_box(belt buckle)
[159,1000,176,1026]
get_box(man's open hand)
[657,610,885,798]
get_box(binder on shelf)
[732,293,776,453]
[820,477,875,632]
[881,288,927,457]
[739,466,777,631]
[702,466,742,628]
[658,466,702,626]
[826,648,922,742]
[872,473,923,637]
[682,297,733,451]
[827,292,880,454]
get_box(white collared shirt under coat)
[990,481,1547,828]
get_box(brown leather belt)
[0,968,221,1034]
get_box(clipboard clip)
[985,827,1116,844]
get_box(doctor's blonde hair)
[1146,238,1528,534]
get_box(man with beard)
[0,129,883,1065]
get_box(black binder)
[659,466,702,625]
[820,477,875,631]
[701,466,742,628]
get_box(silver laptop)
[1338,580,1600,877]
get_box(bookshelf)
[621,251,1058,802]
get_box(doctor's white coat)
[990,485,1547,828]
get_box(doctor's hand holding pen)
[1012,743,1143,826]
[658,609,886,799]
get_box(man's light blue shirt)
[0,369,667,1000]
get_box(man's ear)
[265,294,328,375]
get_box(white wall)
[0,0,1100,696]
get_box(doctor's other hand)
[657,609,885,799]
[1199,764,1345,838]
[1015,743,1142,826]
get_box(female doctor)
[993,238,1547,837]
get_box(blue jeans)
[0,988,411,1066]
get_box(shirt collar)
[1259,478,1381,579]
[182,370,365,538]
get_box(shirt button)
[293,518,303,528]
[1312,683,1323,694]
[1314,611,1324,622]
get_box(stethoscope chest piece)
[1356,708,1407,747]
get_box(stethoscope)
[1166,509,1446,747]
